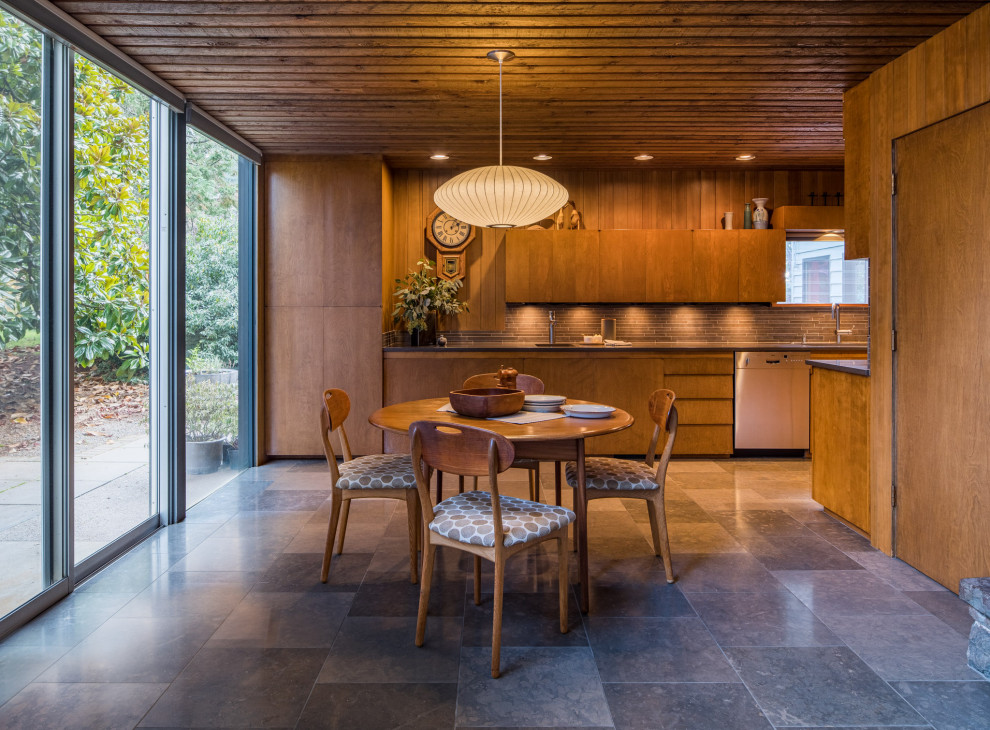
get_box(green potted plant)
[391,257,467,345]
[185,375,238,474]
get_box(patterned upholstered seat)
[430,490,575,548]
[337,453,417,490]
[565,457,659,491]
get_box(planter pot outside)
[186,438,224,474]
[187,368,238,385]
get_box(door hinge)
[891,329,897,351]
[891,482,897,508]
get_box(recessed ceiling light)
[634,154,653,161]
[735,153,756,161]
[533,154,552,161]
[430,154,449,160]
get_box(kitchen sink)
[534,343,576,347]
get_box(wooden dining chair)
[462,372,546,502]
[565,389,678,583]
[410,420,574,678]
[320,388,421,583]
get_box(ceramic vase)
[723,211,733,230]
[743,203,752,229]
[752,198,769,229]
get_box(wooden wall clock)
[425,207,475,281]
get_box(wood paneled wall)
[388,168,843,330]
[264,155,386,457]
[842,4,990,554]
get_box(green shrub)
[185,215,238,366]
[185,375,237,443]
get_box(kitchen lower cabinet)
[383,351,735,457]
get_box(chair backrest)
[462,372,545,395]
[644,389,677,471]
[409,421,515,529]
[320,389,354,483]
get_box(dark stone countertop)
[806,358,871,376]
[385,341,869,354]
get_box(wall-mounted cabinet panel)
[691,230,739,302]
[598,230,648,302]
[645,230,695,303]
[552,230,600,302]
[738,230,786,302]
[504,229,553,303]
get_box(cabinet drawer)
[676,399,734,425]
[663,355,734,375]
[664,375,734,399]
[673,425,733,455]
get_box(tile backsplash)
[386,303,869,347]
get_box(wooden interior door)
[893,101,990,592]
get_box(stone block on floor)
[960,576,990,680]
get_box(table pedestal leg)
[576,439,589,613]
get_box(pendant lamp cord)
[498,56,503,166]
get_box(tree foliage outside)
[1,10,242,379]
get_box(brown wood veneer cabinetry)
[771,206,845,234]
[382,351,734,457]
[811,367,870,534]
[504,229,784,304]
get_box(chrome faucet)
[548,310,556,344]
[831,303,853,343]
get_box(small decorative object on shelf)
[723,211,733,230]
[752,198,769,229]
[743,203,752,229]
[436,334,447,348]
[496,365,518,389]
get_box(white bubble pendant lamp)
[434,50,568,229]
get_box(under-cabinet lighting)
[634,154,653,161]
[533,154,552,161]
[735,153,756,161]
[430,154,449,160]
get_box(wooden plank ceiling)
[55,1,985,168]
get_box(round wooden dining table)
[369,397,634,613]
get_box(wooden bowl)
[448,387,525,418]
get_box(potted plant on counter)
[185,375,238,474]
[392,257,467,346]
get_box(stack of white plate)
[522,394,566,413]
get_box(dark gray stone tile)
[76,549,170,593]
[586,617,738,683]
[725,646,927,727]
[462,590,587,647]
[239,488,328,512]
[349,571,465,617]
[38,614,222,683]
[906,590,976,637]
[138,647,326,727]
[141,522,222,560]
[456,647,611,727]
[207,591,353,648]
[586,580,696,618]
[209,510,310,541]
[117,570,257,621]
[467,549,569,594]
[318,616,461,683]
[821,614,980,681]
[710,509,815,538]
[689,591,842,647]
[740,534,865,570]
[849,551,946,592]
[650,498,716,524]
[0,644,69,706]
[297,682,456,730]
[587,554,667,585]
[2,591,133,648]
[0,682,167,730]
[892,680,990,730]
[605,682,772,730]
[805,520,874,553]
[673,553,783,593]
[772,570,931,619]
[254,551,372,593]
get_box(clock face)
[431,212,472,249]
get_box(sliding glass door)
[0,10,46,617]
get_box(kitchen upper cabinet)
[691,230,739,302]
[505,228,783,303]
[738,229,786,302]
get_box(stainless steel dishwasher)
[734,351,811,451]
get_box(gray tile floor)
[0,458,988,729]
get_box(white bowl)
[561,404,616,419]
[524,394,566,405]
[521,403,562,413]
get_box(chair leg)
[415,543,437,647]
[473,556,482,606]
[334,500,351,554]
[648,496,675,583]
[528,470,537,502]
[558,532,569,634]
[435,470,443,504]
[406,496,420,584]
[473,476,478,491]
[554,462,562,506]
[492,554,505,678]
[321,488,343,583]
[458,476,465,494]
